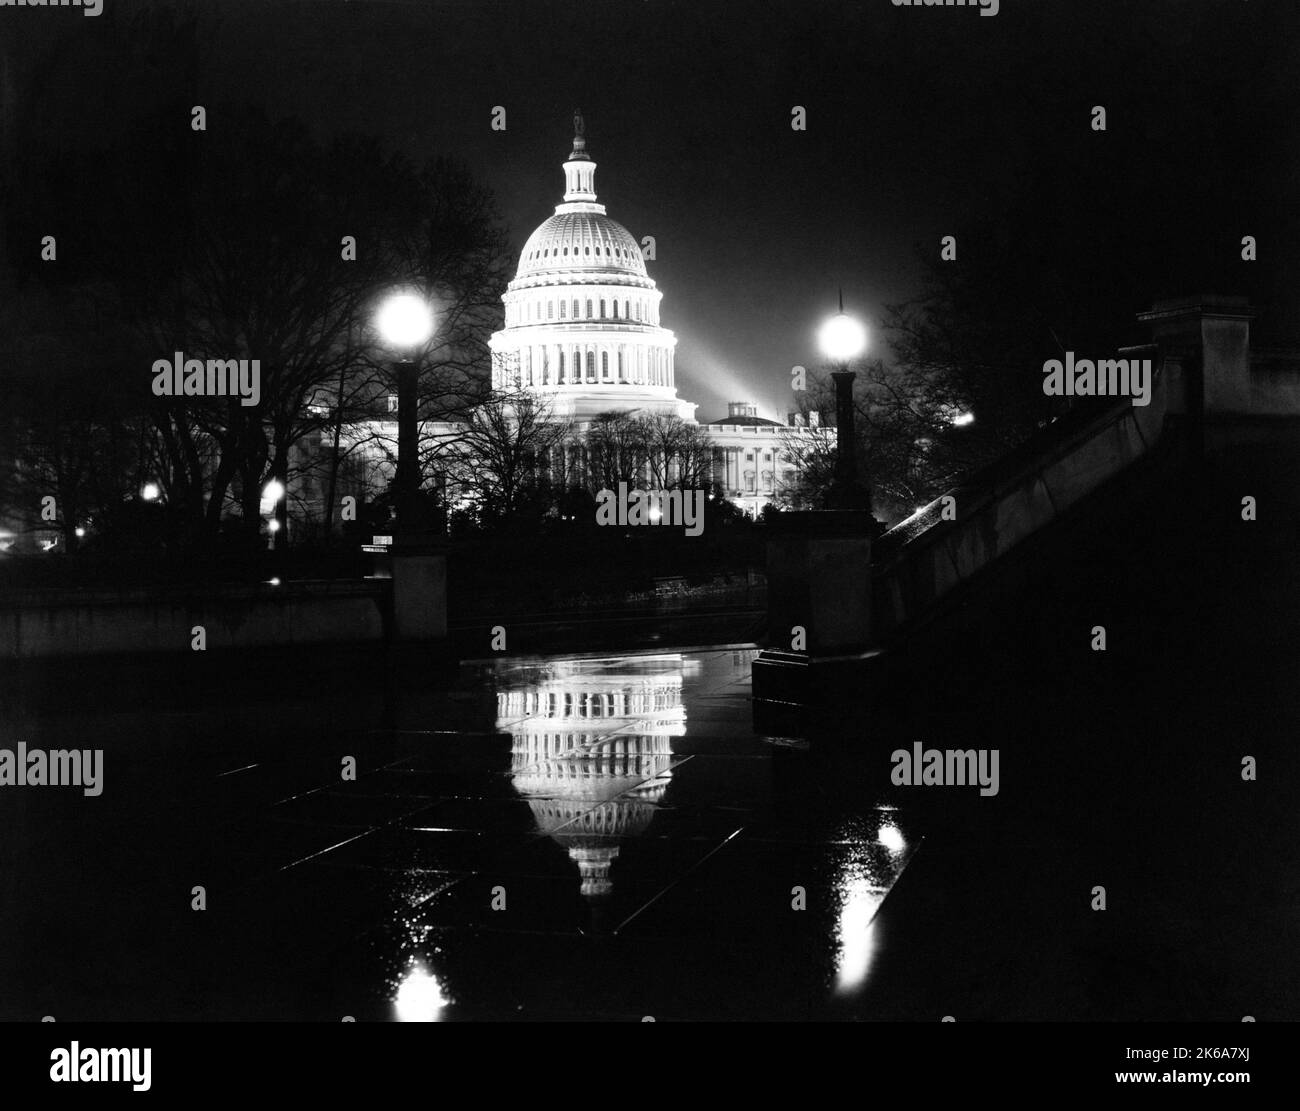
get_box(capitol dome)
[488,112,695,423]
[516,211,648,281]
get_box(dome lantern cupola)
[560,109,601,212]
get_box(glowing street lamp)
[141,482,160,502]
[818,310,868,367]
[818,293,873,513]
[375,291,436,543]
[376,292,435,351]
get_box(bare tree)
[447,387,571,520]
[583,411,651,491]
[638,413,713,489]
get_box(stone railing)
[872,346,1179,639]
[0,578,387,660]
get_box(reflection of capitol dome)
[488,113,695,423]
[496,656,686,907]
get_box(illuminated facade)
[489,117,693,423]
[487,115,814,516]
[333,115,820,523]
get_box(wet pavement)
[7,444,1300,1023]
[1,646,918,1021]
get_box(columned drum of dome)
[489,113,696,423]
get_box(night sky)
[5,0,1298,420]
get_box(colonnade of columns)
[711,446,779,497]
[502,342,674,388]
[508,296,658,327]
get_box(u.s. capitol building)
[486,115,819,517]
[340,115,824,523]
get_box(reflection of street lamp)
[818,294,871,512]
[375,292,436,542]
[394,962,449,1022]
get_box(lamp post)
[752,298,880,734]
[375,292,436,544]
[817,296,872,513]
[374,290,448,646]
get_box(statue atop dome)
[568,110,591,163]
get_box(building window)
[586,351,596,380]
[548,302,554,319]
[586,299,593,318]
[558,352,565,381]
[624,300,630,318]
[572,300,578,317]
[387,394,399,413]
[613,302,619,319]
[601,351,609,378]
[560,301,567,318]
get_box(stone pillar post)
[1137,295,1258,460]
[1137,295,1256,416]
[751,510,880,737]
